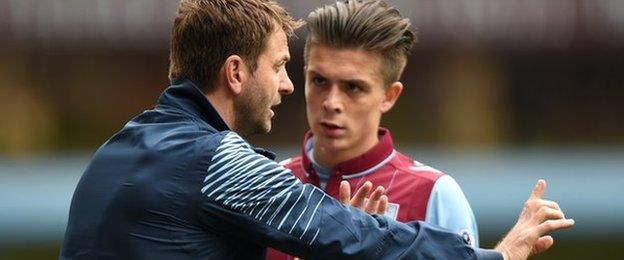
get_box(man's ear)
[223,55,246,95]
[380,81,403,114]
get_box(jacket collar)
[155,79,276,161]
[156,78,230,132]
[301,128,396,178]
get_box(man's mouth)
[319,121,345,137]
[269,102,281,116]
[320,122,342,129]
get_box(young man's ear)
[222,55,247,95]
[380,81,403,113]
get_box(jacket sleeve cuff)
[473,248,504,260]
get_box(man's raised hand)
[495,180,575,260]
[339,181,388,215]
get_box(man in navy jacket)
[61,0,574,259]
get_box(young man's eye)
[312,76,326,86]
[347,83,361,92]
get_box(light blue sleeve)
[425,175,480,247]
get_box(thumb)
[531,235,554,255]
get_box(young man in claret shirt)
[268,1,479,259]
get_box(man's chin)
[250,122,272,136]
[315,136,348,149]
[234,119,271,137]
[261,118,272,134]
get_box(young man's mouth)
[319,121,345,137]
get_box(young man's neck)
[312,134,380,169]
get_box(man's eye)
[312,77,326,86]
[347,83,361,92]
[275,63,284,72]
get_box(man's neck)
[312,134,379,169]
[205,91,236,131]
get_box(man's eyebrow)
[308,70,370,88]
[307,70,324,77]
[340,78,370,88]
[279,55,290,63]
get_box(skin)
[304,44,403,214]
[305,44,403,169]
[339,180,388,215]
[206,25,294,137]
[495,180,575,260]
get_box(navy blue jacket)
[61,79,502,259]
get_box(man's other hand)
[339,181,388,215]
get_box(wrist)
[473,248,506,260]
[493,245,509,260]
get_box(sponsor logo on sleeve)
[384,202,400,220]
[460,229,475,247]
[362,199,400,220]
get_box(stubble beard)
[233,80,272,138]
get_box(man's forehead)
[306,45,383,84]
[265,27,290,59]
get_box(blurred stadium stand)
[2,0,624,49]
[1,0,623,259]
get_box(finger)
[351,181,372,209]
[531,235,554,256]
[536,218,575,235]
[370,186,385,201]
[377,195,388,215]
[540,199,562,211]
[364,186,385,213]
[339,181,351,205]
[529,179,546,200]
[364,199,379,214]
[535,207,565,223]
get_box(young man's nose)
[322,87,343,113]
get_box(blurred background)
[0,0,623,259]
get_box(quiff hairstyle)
[305,0,416,86]
[168,0,302,92]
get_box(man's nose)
[279,71,294,95]
[322,86,343,113]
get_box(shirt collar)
[156,79,276,160]
[301,128,395,178]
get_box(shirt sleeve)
[425,175,480,247]
[199,132,498,259]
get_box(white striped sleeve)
[201,132,326,245]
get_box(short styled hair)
[305,0,416,85]
[168,0,302,92]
